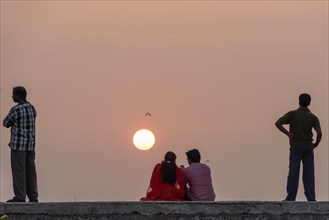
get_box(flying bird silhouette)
[145,113,152,117]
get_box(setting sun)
[133,129,155,151]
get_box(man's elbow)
[275,121,281,128]
[3,121,11,128]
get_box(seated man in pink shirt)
[183,149,216,201]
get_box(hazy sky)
[1,1,328,202]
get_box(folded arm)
[3,112,14,128]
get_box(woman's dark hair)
[186,149,201,163]
[13,86,27,100]
[299,93,311,107]
[161,151,177,185]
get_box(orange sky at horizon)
[0,1,328,202]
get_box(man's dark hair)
[186,149,201,163]
[161,151,177,185]
[13,86,27,100]
[299,93,311,107]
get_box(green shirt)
[278,107,321,151]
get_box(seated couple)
[140,149,215,201]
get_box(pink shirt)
[184,163,216,201]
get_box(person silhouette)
[141,151,185,201]
[275,93,322,201]
[3,86,39,203]
[183,149,215,201]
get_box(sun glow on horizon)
[133,129,155,151]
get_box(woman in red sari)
[141,151,185,201]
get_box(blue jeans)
[286,150,315,201]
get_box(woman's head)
[164,151,176,163]
[161,151,177,185]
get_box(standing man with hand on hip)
[3,86,39,203]
[275,93,322,201]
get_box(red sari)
[141,163,185,201]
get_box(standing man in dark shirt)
[3,86,38,202]
[275,93,322,201]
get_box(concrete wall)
[1,201,329,220]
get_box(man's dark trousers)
[11,150,38,201]
[286,150,315,201]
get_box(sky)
[0,1,328,202]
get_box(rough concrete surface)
[1,201,329,220]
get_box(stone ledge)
[1,201,329,220]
